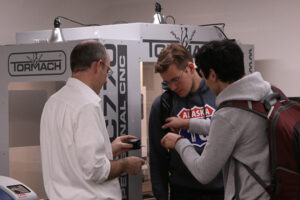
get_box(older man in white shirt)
[40,40,144,200]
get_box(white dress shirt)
[40,77,122,200]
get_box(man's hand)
[123,157,145,175]
[109,156,145,180]
[111,135,136,157]
[162,117,189,132]
[161,132,183,149]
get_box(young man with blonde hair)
[149,43,224,200]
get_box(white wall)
[0,0,299,96]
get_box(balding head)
[70,40,107,73]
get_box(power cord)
[200,23,225,29]
[165,15,176,24]
[199,23,229,40]
[55,16,100,27]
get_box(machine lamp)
[153,2,166,24]
[48,17,64,43]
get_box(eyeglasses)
[101,62,113,77]
[163,69,186,86]
[107,68,113,77]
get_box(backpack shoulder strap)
[233,157,270,200]
[218,85,285,115]
[218,100,268,119]
[160,90,173,134]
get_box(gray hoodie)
[175,72,272,200]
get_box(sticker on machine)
[8,50,66,76]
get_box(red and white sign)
[177,104,215,119]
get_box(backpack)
[218,86,300,200]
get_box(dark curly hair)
[195,40,245,83]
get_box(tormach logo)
[8,51,66,76]
[143,27,206,58]
[170,27,196,48]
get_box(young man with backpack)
[148,43,224,200]
[161,40,300,200]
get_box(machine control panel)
[0,176,38,200]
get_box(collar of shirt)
[66,77,101,104]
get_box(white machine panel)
[0,39,143,200]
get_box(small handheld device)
[126,138,141,150]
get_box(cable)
[199,23,229,40]
[213,25,228,40]
[113,21,128,24]
[56,16,100,26]
[165,15,175,24]
[200,23,225,28]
